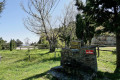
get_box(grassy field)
[0,49,61,80]
[0,47,119,80]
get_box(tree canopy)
[0,0,5,15]
[76,0,120,33]
[76,0,120,71]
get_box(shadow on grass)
[22,71,48,80]
[13,56,37,63]
[22,71,58,80]
[14,52,61,63]
[112,50,116,54]
[12,54,61,68]
[13,50,61,63]
[37,51,52,56]
[41,57,61,62]
[37,51,61,56]
[95,71,120,80]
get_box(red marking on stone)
[86,50,94,54]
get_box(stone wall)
[61,46,97,79]
[91,36,116,45]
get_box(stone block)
[49,42,97,80]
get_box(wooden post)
[29,55,30,61]
[34,46,35,50]
[28,50,30,61]
[20,47,21,50]
[28,46,30,50]
[97,45,100,57]
[54,51,56,59]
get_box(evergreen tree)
[0,38,3,50]
[76,14,85,40]
[76,14,95,45]
[0,43,2,50]
[10,39,13,51]
[76,0,120,71]
[0,37,7,50]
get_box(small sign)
[70,41,81,49]
[86,50,94,54]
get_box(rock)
[48,66,97,80]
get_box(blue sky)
[0,0,85,44]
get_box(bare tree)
[21,0,60,52]
[24,37,30,46]
[59,1,77,48]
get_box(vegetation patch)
[0,49,61,80]
[0,48,119,80]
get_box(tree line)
[0,38,23,51]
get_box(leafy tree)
[0,37,3,50]
[76,0,120,71]
[12,39,16,49]
[0,1,5,50]
[41,34,49,46]
[31,42,37,46]
[0,42,2,50]
[16,39,23,47]
[0,37,7,50]
[59,32,70,47]
[0,0,5,14]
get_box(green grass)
[0,49,61,80]
[96,47,120,80]
[0,47,119,80]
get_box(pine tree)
[10,39,13,51]
[76,14,84,40]
[76,14,95,45]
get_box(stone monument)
[48,41,97,80]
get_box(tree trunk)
[65,41,67,48]
[115,34,120,72]
[89,39,91,46]
[97,45,100,57]
[49,41,56,52]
